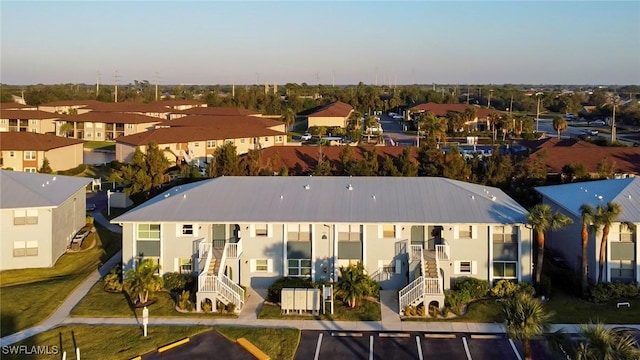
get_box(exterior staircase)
[398,245,447,315]
[207,248,223,275]
[196,239,245,313]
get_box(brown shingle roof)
[38,100,105,107]
[308,101,354,118]
[81,101,171,113]
[0,103,36,110]
[116,125,285,146]
[525,138,640,175]
[0,109,61,119]
[59,111,164,124]
[0,132,83,151]
[167,115,282,129]
[172,107,260,116]
[152,100,205,107]
[411,103,495,118]
[258,146,415,174]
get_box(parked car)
[587,129,599,136]
[86,203,96,211]
[592,119,606,126]
[300,132,312,141]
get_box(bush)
[404,305,416,316]
[267,277,313,303]
[86,216,94,224]
[445,289,471,315]
[103,267,122,292]
[491,280,536,298]
[227,302,236,313]
[454,277,489,299]
[417,304,426,317]
[178,290,193,311]
[590,282,640,304]
[162,272,195,292]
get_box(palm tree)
[59,122,74,137]
[595,202,622,283]
[123,259,163,305]
[417,112,447,147]
[503,293,552,360]
[579,204,595,296]
[552,116,568,139]
[282,107,296,136]
[549,322,640,360]
[527,204,573,286]
[335,262,370,308]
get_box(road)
[378,114,417,146]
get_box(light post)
[611,94,618,143]
[107,189,112,217]
[535,92,543,133]
[488,89,493,109]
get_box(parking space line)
[470,335,502,340]
[369,335,374,360]
[314,333,323,360]
[424,334,457,339]
[508,339,523,360]
[416,336,424,360]
[462,336,472,360]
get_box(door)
[427,225,444,250]
[411,226,425,246]
[212,224,226,248]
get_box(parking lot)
[295,331,563,360]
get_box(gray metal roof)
[0,170,91,209]
[113,176,529,224]
[535,177,640,222]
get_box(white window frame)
[454,225,477,239]
[493,261,517,279]
[276,136,283,142]
[255,224,268,237]
[137,224,161,240]
[206,140,216,149]
[251,259,273,273]
[176,257,193,273]
[287,259,312,277]
[620,225,634,242]
[24,151,36,160]
[13,240,38,257]
[454,260,477,275]
[177,224,197,237]
[127,124,134,129]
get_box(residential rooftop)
[0,132,84,151]
[0,170,91,209]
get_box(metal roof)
[113,176,529,224]
[535,177,640,221]
[0,171,91,209]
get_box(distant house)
[306,101,354,129]
[0,109,61,134]
[523,138,640,178]
[410,103,496,131]
[0,132,84,172]
[38,100,103,115]
[56,112,164,141]
[536,178,640,284]
[579,106,598,116]
[168,106,261,120]
[0,171,91,270]
[151,99,206,111]
[115,122,287,164]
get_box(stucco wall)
[44,144,84,171]
[308,116,347,129]
[51,188,87,264]
[0,207,53,270]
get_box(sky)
[1,1,639,86]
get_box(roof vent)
[52,176,56,181]
[280,195,284,199]
[164,194,170,198]
[629,195,632,200]
[470,195,475,200]
[42,183,45,187]
[183,194,187,199]
[347,184,353,191]
[598,195,603,200]
[46,181,49,185]
[304,184,310,190]
[372,195,376,200]
[491,196,496,201]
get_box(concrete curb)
[157,337,190,353]
[237,337,271,360]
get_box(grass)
[545,289,640,324]
[403,298,504,323]
[258,298,381,321]
[0,223,121,337]
[71,281,237,319]
[84,141,115,151]
[216,326,300,360]
[0,325,209,360]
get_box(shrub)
[445,289,471,315]
[227,303,236,313]
[267,277,313,303]
[441,306,451,317]
[58,164,87,176]
[490,280,518,298]
[162,272,195,292]
[416,304,425,317]
[178,290,193,311]
[103,267,122,292]
[590,282,640,303]
[201,299,213,313]
[455,277,489,299]
[404,305,416,316]
[622,282,639,298]
[216,300,225,313]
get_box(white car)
[592,120,606,126]
[300,133,312,141]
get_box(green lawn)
[83,141,115,151]
[0,223,121,337]
[71,281,237,319]
[258,299,381,321]
[1,325,209,360]
[403,298,504,323]
[216,326,300,360]
[545,289,640,324]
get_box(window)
[255,224,268,237]
[455,260,476,274]
[458,225,472,239]
[179,258,193,273]
[193,142,200,147]
[338,224,361,241]
[9,151,14,157]
[127,124,134,129]
[30,120,37,125]
[287,224,310,241]
[620,225,635,242]
[288,259,311,277]
[96,132,102,138]
[493,226,517,242]
[13,241,38,257]
[14,209,37,225]
[264,137,269,142]
[137,224,161,240]
[180,224,195,236]
[24,168,37,173]
[493,262,517,279]
[240,138,245,144]
[276,136,283,142]
[382,224,395,238]
[206,140,216,148]
[493,226,518,261]
[251,259,272,273]
[610,260,635,282]
[24,151,36,160]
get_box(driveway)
[378,114,417,146]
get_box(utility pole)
[509,95,513,115]
[316,71,320,87]
[154,71,159,101]
[332,70,335,88]
[114,70,120,103]
[535,92,542,133]
[96,71,101,96]
[467,87,470,104]
[611,94,618,143]
[256,73,260,85]
[488,89,493,109]
[375,66,378,86]
[232,80,235,98]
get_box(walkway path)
[379,290,401,330]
